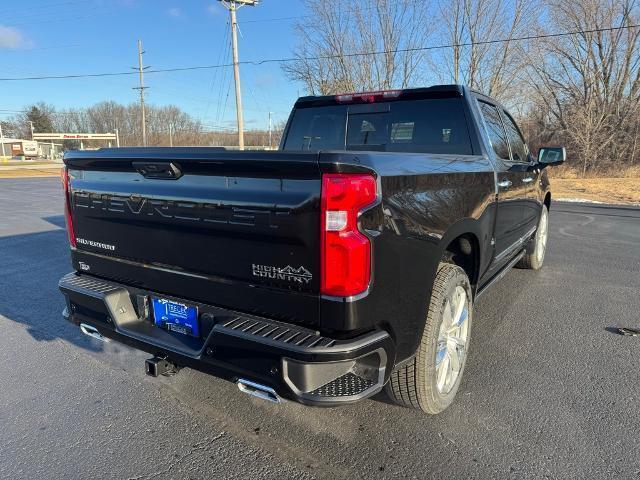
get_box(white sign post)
[0,123,5,158]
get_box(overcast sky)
[0,0,306,130]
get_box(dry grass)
[551,177,640,205]
[0,169,60,179]
[1,160,60,167]
[548,165,639,205]
[550,165,640,179]
[0,161,62,179]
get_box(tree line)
[285,0,640,176]
[2,0,637,175]
[1,101,281,150]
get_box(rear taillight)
[320,173,377,297]
[61,167,77,248]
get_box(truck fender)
[436,217,487,290]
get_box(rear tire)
[517,205,549,270]
[386,263,473,414]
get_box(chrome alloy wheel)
[435,285,470,395]
[535,207,549,264]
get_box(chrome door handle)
[522,177,534,183]
[497,179,512,188]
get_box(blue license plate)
[152,298,199,337]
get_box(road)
[1,177,639,479]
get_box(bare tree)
[283,0,432,95]
[435,0,538,101]
[52,102,206,147]
[3,99,284,150]
[0,120,19,138]
[527,0,640,174]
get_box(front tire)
[517,205,549,270]
[386,263,473,414]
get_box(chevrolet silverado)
[59,85,565,414]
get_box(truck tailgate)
[64,149,322,325]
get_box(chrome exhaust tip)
[79,323,109,342]
[237,379,281,404]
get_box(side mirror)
[537,147,566,167]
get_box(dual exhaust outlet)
[236,378,281,404]
[144,360,282,403]
[80,323,109,342]
[79,323,281,404]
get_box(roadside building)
[38,141,64,159]
[0,138,38,159]
[0,138,63,160]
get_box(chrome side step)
[476,250,525,299]
[79,323,109,342]
[237,379,281,404]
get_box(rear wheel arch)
[438,220,483,294]
[443,233,480,292]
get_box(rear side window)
[477,101,510,160]
[502,111,529,163]
[283,98,473,155]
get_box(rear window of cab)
[283,98,473,155]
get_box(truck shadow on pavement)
[0,215,103,353]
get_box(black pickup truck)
[59,85,565,414]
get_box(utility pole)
[0,122,5,158]
[168,123,173,147]
[29,121,34,140]
[133,39,149,147]
[219,0,258,150]
[268,111,273,149]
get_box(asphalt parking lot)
[1,177,639,479]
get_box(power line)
[1,24,638,82]
[235,1,424,24]
[2,43,84,53]
[204,19,230,122]
[3,9,115,28]
[214,21,232,127]
[220,71,233,126]
[0,109,80,116]
[0,0,86,16]
[238,15,308,23]
[200,124,238,131]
